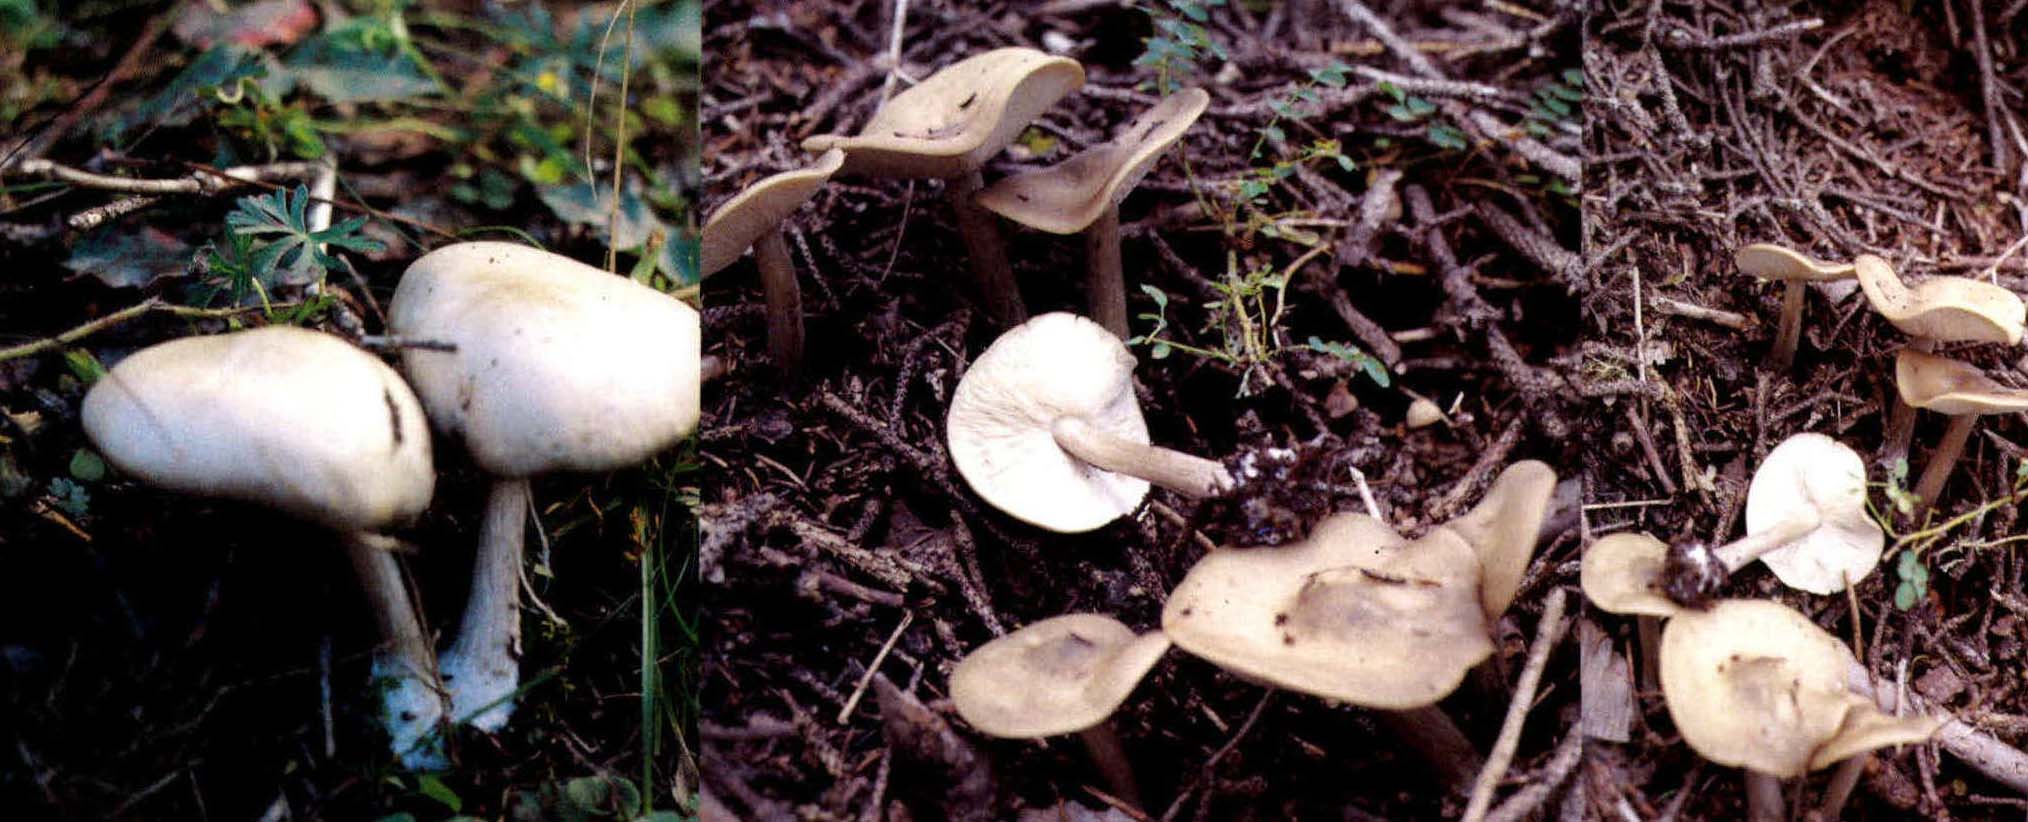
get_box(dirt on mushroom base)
[1583,0,2028,817]
[701,0,1580,817]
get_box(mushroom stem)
[441,476,531,731]
[1086,205,1128,338]
[1377,705,1483,791]
[753,229,804,373]
[1636,614,1662,691]
[1710,509,1822,572]
[1910,414,1977,516]
[1769,280,1805,371]
[1881,338,1936,467]
[342,532,446,769]
[1051,416,1234,497]
[1819,753,1866,820]
[1077,722,1143,811]
[948,171,1027,327]
[1745,771,1783,822]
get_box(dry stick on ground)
[1159,689,1276,822]
[1462,587,1571,822]
[0,299,293,362]
[6,160,327,230]
[1483,729,1584,822]
[1,3,176,169]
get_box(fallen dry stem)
[1462,587,1570,822]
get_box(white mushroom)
[388,241,701,731]
[1671,433,1883,598]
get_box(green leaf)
[1894,581,1917,611]
[1562,68,1584,86]
[1261,125,1285,143]
[68,449,105,483]
[285,21,440,103]
[537,182,664,250]
[1138,283,1169,309]
[63,349,105,383]
[1427,123,1469,151]
[225,185,385,287]
[1150,341,1172,359]
[414,774,462,813]
[48,477,88,517]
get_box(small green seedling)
[1893,550,1929,611]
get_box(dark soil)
[1583,0,2028,818]
[700,1,1584,818]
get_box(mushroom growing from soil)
[701,149,846,374]
[946,312,1233,532]
[81,326,443,768]
[1733,242,1856,370]
[1853,254,2027,465]
[804,47,1087,327]
[1895,348,2028,514]
[1666,433,1882,602]
[1160,461,1557,789]
[949,614,1171,809]
[388,241,702,731]
[975,87,1210,338]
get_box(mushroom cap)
[1580,533,1683,618]
[1161,513,1495,709]
[947,312,1150,532]
[388,241,701,478]
[1444,460,1557,616]
[1855,255,2025,344]
[1896,348,2028,416]
[700,149,846,277]
[81,326,434,532]
[1745,433,1884,595]
[1734,243,1856,282]
[1660,599,1942,777]
[802,47,1087,179]
[948,613,1172,738]
[975,88,1210,234]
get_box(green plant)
[1134,0,1227,95]
[1131,257,1386,396]
[195,185,383,307]
[1892,549,1929,611]
[1377,80,1468,151]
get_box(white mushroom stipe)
[439,478,529,732]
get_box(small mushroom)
[81,326,444,768]
[805,47,1087,326]
[701,149,846,373]
[389,241,701,731]
[949,614,1171,809]
[1580,533,1682,619]
[1669,433,1882,601]
[1895,348,2028,514]
[1660,599,1942,821]
[946,312,1232,533]
[1855,254,2027,464]
[1733,243,1856,370]
[975,88,1210,337]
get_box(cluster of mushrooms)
[1574,243,2028,818]
[79,242,702,769]
[701,46,1214,373]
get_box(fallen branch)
[0,298,291,363]
[1463,587,1571,822]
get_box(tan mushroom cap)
[1161,513,1494,709]
[1660,599,1942,778]
[81,326,435,532]
[1443,460,1557,616]
[1855,254,2025,344]
[975,88,1210,234]
[947,312,1151,532]
[1896,348,2028,415]
[948,614,1172,738]
[803,47,1086,179]
[1744,433,1884,595]
[1734,243,1856,282]
[701,149,845,276]
[1580,533,1683,618]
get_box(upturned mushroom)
[1854,254,2027,464]
[949,614,1171,809]
[804,47,1087,326]
[1733,242,1856,370]
[388,241,701,731]
[81,326,444,768]
[975,88,1210,338]
[701,149,846,373]
[947,312,1233,533]
[1895,348,2028,514]
[1660,599,1941,821]
[1666,433,1883,601]
[1161,461,1557,788]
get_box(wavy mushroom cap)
[1745,433,1883,594]
[1443,460,1557,616]
[949,614,1172,738]
[947,312,1151,532]
[1162,513,1494,709]
[1661,599,1942,778]
[1580,533,1683,618]
[82,326,434,531]
[700,149,845,276]
[976,88,1211,234]
[803,47,1087,179]
[1896,348,2028,416]
[1855,254,2025,344]
[389,242,701,478]
[1734,243,1856,282]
